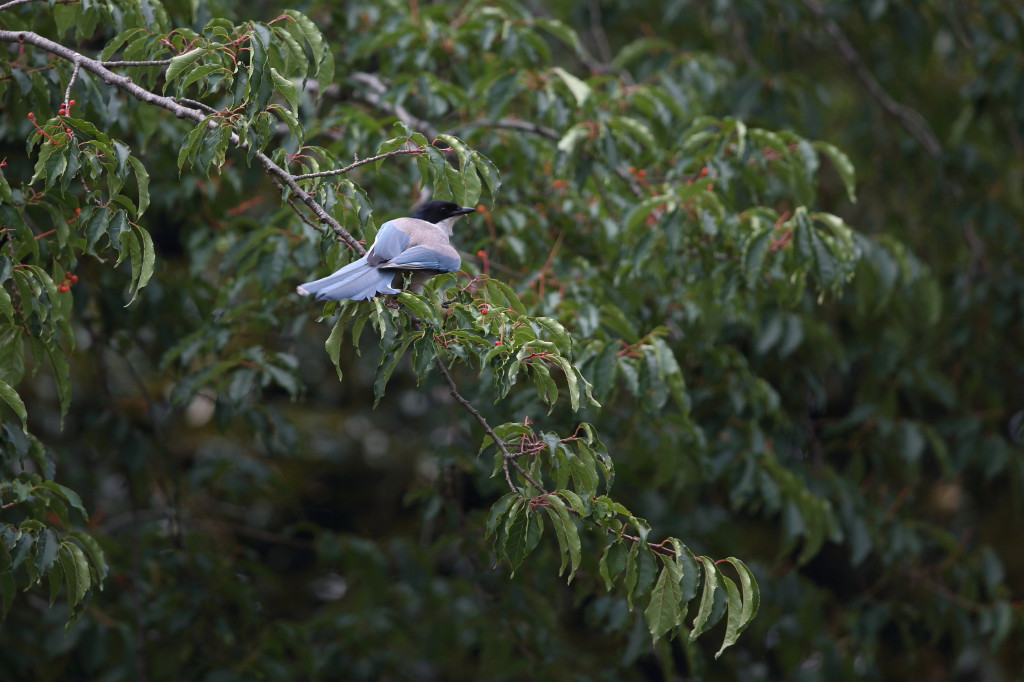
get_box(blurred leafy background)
[1,0,1022,679]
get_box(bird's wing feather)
[379,245,461,272]
[366,221,412,266]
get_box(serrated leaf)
[0,379,27,432]
[125,224,156,305]
[33,528,60,578]
[38,481,88,520]
[164,48,205,91]
[69,531,107,587]
[645,561,683,641]
[722,557,759,638]
[270,67,298,114]
[486,492,519,538]
[247,24,274,113]
[127,156,150,216]
[545,494,581,581]
[396,291,435,323]
[690,556,722,642]
[503,504,542,573]
[714,573,743,658]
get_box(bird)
[296,200,476,301]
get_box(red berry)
[68,99,75,106]
[476,249,487,259]
[58,284,69,293]
[65,128,71,134]
[74,207,81,214]
[480,306,488,315]
[27,112,34,118]
[71,275,79,283]
[493,340,501,346]
[58,109,66,115]
[65,271,72,278]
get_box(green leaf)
[125,224,156,305]
[270,67,298,114]
[814,141,857,202]
[247,24,274,113]
[38,481,88,520]
[689,556,723,642]
[0,379,28,432]
[550,67,590,106]
[127,156,150,216]
[645,560,683,641]
[503,504,542,574]
[722,557,759,638]
[164,48,206,92]
[396,292,435,323]
[69,531,107,587]
[486,492,519,538]
[714,573,743,658]
[33,528,60,578]
[177,121,208,171]
[57,542,88,610]
[545,494,581,581]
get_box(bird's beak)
[455,206,477,216]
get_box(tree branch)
[292,148,425,180]
[0,29,367,254]
[801,0,942,157]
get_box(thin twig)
[62,57,80,108]
[432,355,546,494]
[292,148,425,180]
[101,59,173,67]
[0,29,366,255]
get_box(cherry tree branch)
[0,29,366,254]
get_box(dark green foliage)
[1,0,1022,679]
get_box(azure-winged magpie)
[296,200,476,301]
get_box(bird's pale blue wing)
[380,245,461,272]
[366,221,411,266]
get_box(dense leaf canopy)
[1,0,1022,679]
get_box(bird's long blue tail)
[296,258,400,301]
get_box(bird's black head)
[411,200,477,224]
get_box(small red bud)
[65,271,72,278]
[476,249,487,259]
[35,129,43,135]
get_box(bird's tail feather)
[296,259,400,301]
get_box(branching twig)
[432,355,548,495]
[801,0,941,157]
[102,59,173,67]
[0,29,366,254]
[292,148,425,180]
